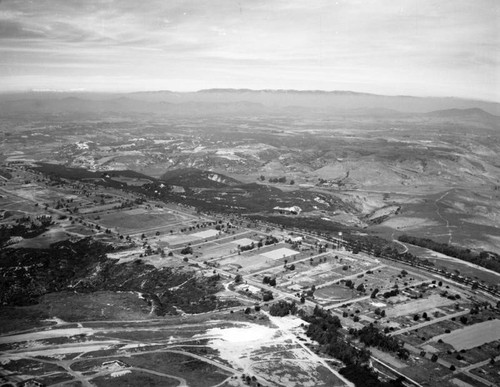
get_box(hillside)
[160,168,242,188]
[1,89,499,116]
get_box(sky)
[0,0,498,101]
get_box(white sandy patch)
[107,248,143,260]
[43,317,68,325]
[194,323,278,373]
[262,248,300,260]
[111,370,132,377]
[215,149,243,161]
[235,284,261,293]
[232,238,257,246]
[0,327,95,344]
[192,229,220,238]
[161,234,200,245]
[371,302,387,308]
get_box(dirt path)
[265,312,354,387]
[391,231,408,253]
[389,309,470,336]
[434,190,454,245]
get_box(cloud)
[0,19,46,38]
[0,0,498,100]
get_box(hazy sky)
[0,0,498,100]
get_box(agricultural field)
[95,207,194,234]
[430,319,500,351]
[385,294,456,318]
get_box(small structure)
[22,380,46,387]
[273,206,302,215]
[102,360,129,369]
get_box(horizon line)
[0,88,498,104]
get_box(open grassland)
[96,208,182,231]
[91,370,180,387]
[0,291,151,330]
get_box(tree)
[262,290,273,302]
[380,310,386,318]
[397,348,410,360]
[180,246,193,255]
[235,274,243,284]
[269,300,297,317]
[413,314,420,321]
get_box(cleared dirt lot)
[385,294,455,318]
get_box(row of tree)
[398,234,500,273]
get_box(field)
[314,285,357,303]
[385,294,455,318]
[430,319,500,350]
[261,247,300,260]
[402,243,500,285]
[96,207,185,232]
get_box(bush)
[269,300,297,317]
[180,246,193,255]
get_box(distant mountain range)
[0,89,499,117]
